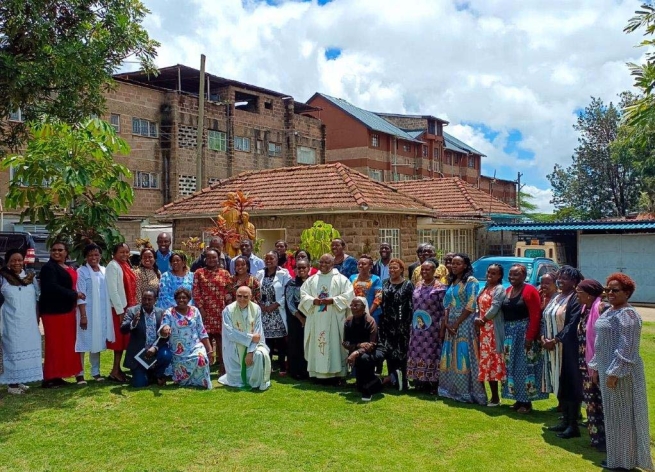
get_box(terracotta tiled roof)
[155,163,436,218]
[388,178,521,218]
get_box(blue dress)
[334,256,357,280]
[438,276,487,405]
[156,271,194,310]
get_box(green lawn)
[2,325,655,472]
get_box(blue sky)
[143,0,643,212]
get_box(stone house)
[154,163,437,265]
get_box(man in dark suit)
[407,243,428,279]
[120,290,171,387]
[190,236,231,271]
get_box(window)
[403,144,411,152]
[379,229,400,258]
[234,91,259,113]
[133,171,160,189]
[264,101,273,110]
[208,130,227,152]
[9,166,51,187]
[268,142,282,157]
[297,146,316,165]
[371,134,379,147]
[235,136,251,152]
[110,114,120,132]
[433,148,439,159]
[8,109,23,122]
[422,146,428,157]
[132,118,158,137]
[453,154,460,165]
[368,169,382,181]
[468,156,475,168]
[416,228,476,259]
[256,140,264,155]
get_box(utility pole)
[516,171,523,211]
[195,54,206,191]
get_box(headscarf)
[349,296,370,318]
[577,279,603,298]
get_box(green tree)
[0,0,159,151]
[300,221,341,263]
[1,118,134,262]
[547,97,639,220]
[518,190,538,213]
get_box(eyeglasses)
[604,287,622,294]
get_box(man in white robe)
[299,253,354,379]
[218,286,271,391]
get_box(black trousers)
[355,349,385,395]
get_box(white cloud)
[139,0,643,213]
[522,185,555,214]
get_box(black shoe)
[547,423,568,432]
[557,426,581,439]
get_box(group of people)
[0,234,651,471]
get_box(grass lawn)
[1,324,655,472]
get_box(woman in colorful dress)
[40,241,84,388]
[588,273,653,471]
[192,248,231,373]
[134,247,161,301]
[331,238,357,279]
[407,260,446,393]
[349,255,383,324]
[161,287,213,389]
[156,252,194,311]
[473,263,506,407]
[106,242,138,383]
[285,258,312,380]
[379,258,414,390]
[575,279,608,451]
[542,266,583,438]
[75,244,114,383]
[0,249,42,394]
[256,251,291,375]
[230,256,261,304]
[438,253,486,404]
[501,264,546,413]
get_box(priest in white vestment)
[219,286,271,391]
[299,253,354,379]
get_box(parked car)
[0,231,39,266]
[471,256,559,291]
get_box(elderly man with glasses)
[218,286,271,391]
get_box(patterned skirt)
[478,319,506,382]
[501,319,549,403]
[582,368,606,447]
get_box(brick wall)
[173,212,419,265]
[116,220,143,248]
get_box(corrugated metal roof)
[406,130,424,139]
[488,221,655,231]
[443,131,485,156]
[315,93,423,143]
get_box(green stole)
[229,302,258,388]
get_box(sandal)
[517,405,532,414]
[107,374,125,383]
[93,375,105,382]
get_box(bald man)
[218,286,271,391]
[155,232,172,274]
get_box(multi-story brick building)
[2,64,326,242]
[305,92,517,207]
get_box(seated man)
[120,290,172,387]
[343,297,401,401]
[219,286,271,391]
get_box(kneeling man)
[219,286,271,391]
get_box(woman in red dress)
[105,243,137,382]
[40,242,85,388]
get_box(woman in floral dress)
[134,248,160,301]
[439,253,486,405]
[378,258,413,389]
[407,260,445,393]
[473,263,506,406]
[161,288,213,389]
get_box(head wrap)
[577,279,603,298]
[349,296,370,317]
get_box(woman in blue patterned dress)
[331,238,358,279]
[156,252,194,310]
[438,253,486,405]
[161,288,213,389]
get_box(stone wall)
[173,212,419,265]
